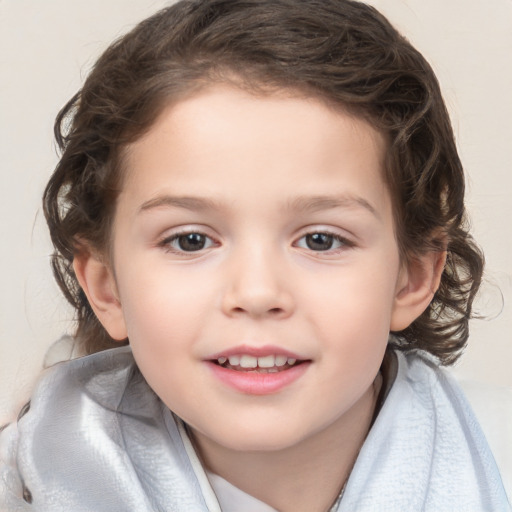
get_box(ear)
[390,249,446,332]
[73,249,128,341]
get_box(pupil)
[179,233,205,251]
[306,233,333,251]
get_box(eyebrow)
[138,193,379,218]
[287,195,379,218]
[139,195,223,213]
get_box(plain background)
[1,0,511,425]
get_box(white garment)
[0,346,510,511]
[338,350,510,511]
[206,471,278,512]
[458,379,512,501]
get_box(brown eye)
[295,231,352,253]
[305,233,335,251]
[161,231,215,253]
[177,233,207,251]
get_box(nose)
[221,244,295,319]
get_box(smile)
[206,347,310,394]
[215,354,299,373]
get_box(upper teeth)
[222,355,297,368]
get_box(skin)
[75,85,444,512]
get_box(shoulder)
[398,350,512,505]
[17,344,152,449]
[0,347,212,511]
[0,347,157,510]
[0,421,30,510]
[339,349,511,510]
[391,349,506,452]
[35,344,138,407]
[457,378,512,504]
[14,346,145,444]
[393,349,472,407]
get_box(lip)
[205,359,310,395]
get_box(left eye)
[162,232,215,252]
[295,232,348,252]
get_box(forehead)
[120,84,391,220]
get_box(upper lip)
[207,344,306,361]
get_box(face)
[103,85,411,453]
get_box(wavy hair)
[43,0,483,364]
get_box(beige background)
[1,0,511,424]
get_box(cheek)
[117,266,214,348]
[116,271,208,405]
[305,258,400,327]
[303,256,399,372]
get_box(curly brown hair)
[43,0,483,364]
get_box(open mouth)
[212,354,306,373]
[207,351,311,394]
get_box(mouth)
[206,347,310,394]
[212,354,305,373]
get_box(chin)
[207,423,311,453]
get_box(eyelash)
[158,230,218,255]
[294,231,355,253]
[157,229,355,255]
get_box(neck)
[191,373,382,512]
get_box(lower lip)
[206,361,310,395]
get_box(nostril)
[222,288,294,318]
[230,306,283,315]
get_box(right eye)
[160,232,216,253]
[294,231,354,253]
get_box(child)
[1,0,510,510]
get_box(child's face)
[95,85,414,452]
